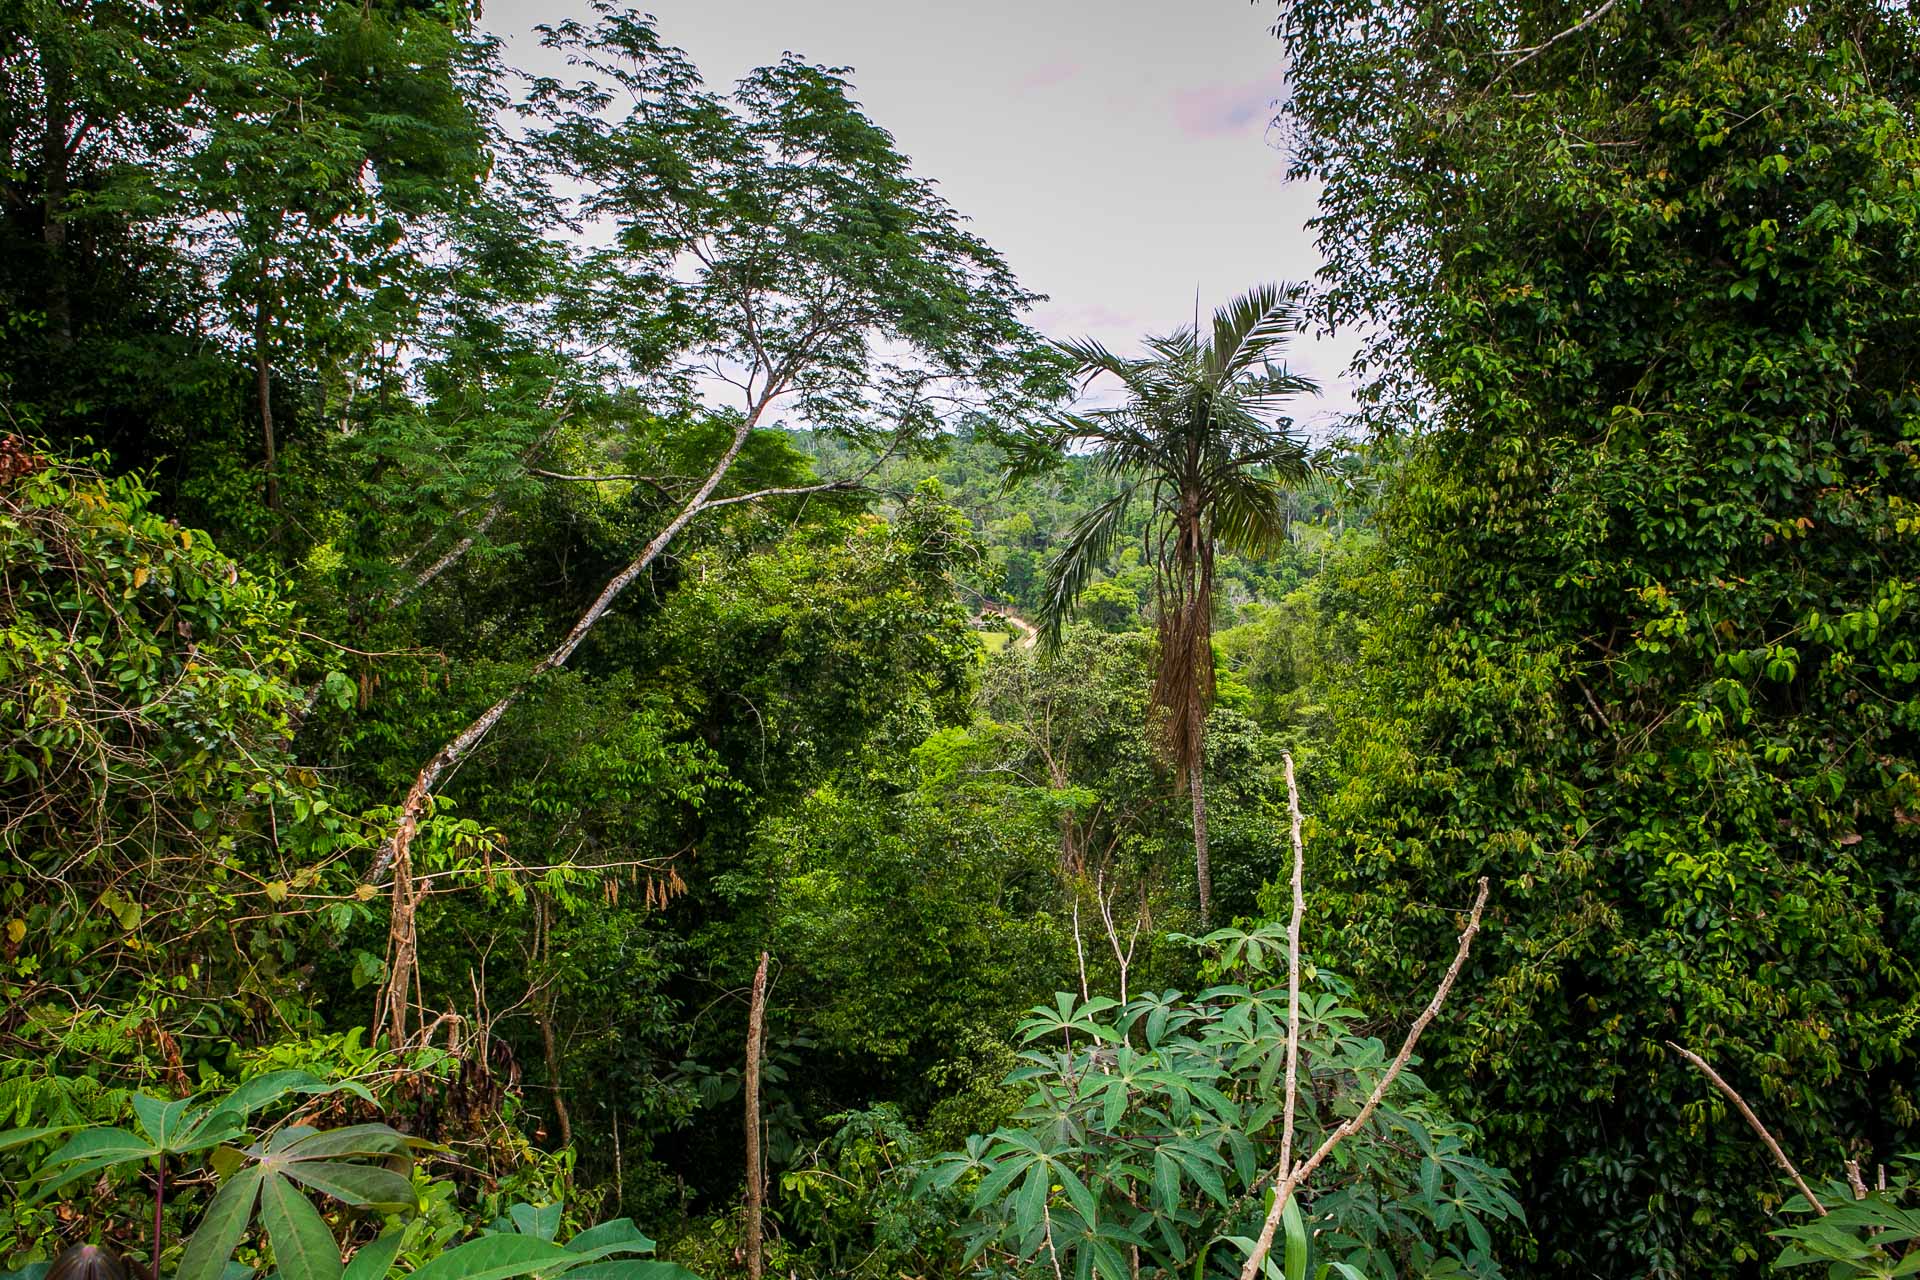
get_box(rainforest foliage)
[1,2,1916,1280]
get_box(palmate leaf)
[259,1171,342,1280]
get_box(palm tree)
[1012,283,1318,926]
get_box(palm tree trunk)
[1190,757,1212,927]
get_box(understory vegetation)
[1,2,1915,1279]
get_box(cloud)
[1029,301,1149,339]
[1170,72,1287,139]
[1014,59,1081,93]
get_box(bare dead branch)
[529,467,677,498]
[1667,1041,1826,1216]
[1239,876,1491,1280]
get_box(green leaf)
[564,1219,656,1259]
[405,1235,573,1280]
[258,1170,344,1280]
[1281,1192,1308,1280]
[341,1229,405,1280]
[509,1201,562,1242]
[132,1094,197,1149]
[1152,1149,1182,1215]
[177,1166,267,1280]
[0,1125,78,1153]
[278,1159,415,1210]
[559,1265,704,1280]
[221,1073,373,1119]
[1015,1166,1049,1240]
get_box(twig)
[1667,1041,1825,1215]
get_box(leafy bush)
[925,925,1521,1280]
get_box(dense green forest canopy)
[1,2,1915,1280]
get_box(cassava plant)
[0,1070,397,1279]
[0,1072,701,1280]
[925,757,1514,1280]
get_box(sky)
[477,0,1358,432]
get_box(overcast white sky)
[478,0,1358,431]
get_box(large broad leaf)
[277,1159,414,1211]
[562,1219,655,1260]
[259,1170,344,1280]
[0,1125,77,1153]
[406,1235,574,1280]
[32,1127,158,1197]
[508,1201,562,1242]
[560,1265,703,1280]
[272,1126,409,1162]
[177,1166,268,1280]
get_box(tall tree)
[1276,0,1920,1273]
[1009,285,1315,925]
[369,5,1061,1041]
[179,3,494,513]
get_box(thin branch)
[1667,1041,1826,1216]
[1239,876,1491,1280]
[695,477,864,511]
[529,468,677,499]
[1491,0,1619,83]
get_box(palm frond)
[1207,283,1306,384]
[998,424,1069,489]
[1053,335,1135,385]
[1036,484,1136,648]
[1210,469,1295,557]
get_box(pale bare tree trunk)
[369,389,888,1041]
[744,952,770,1280]
[371,411,763,1040]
